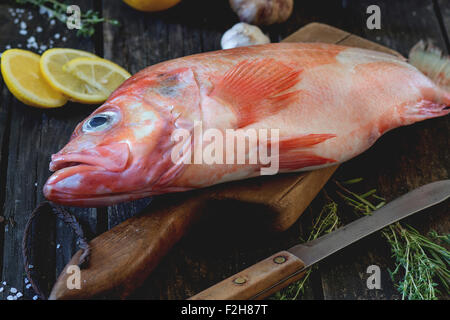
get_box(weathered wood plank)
[0,0,98,299]
[1,0,447,300]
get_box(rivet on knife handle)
[189,251,306,300]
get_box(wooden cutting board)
[49,23,403,300]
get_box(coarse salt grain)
[26,284,32,289]
[0,287,3,293]
[16,292,23,298]
[19,30,27,36]
[24,278,29,284]
[56,244,61,249]
[20,21,27,29]
[36,26,43,33]
[2,281,6,285]
[50,19,56,25]
[33,295,38,300]
[14,18,19,24]
[54,33,60,39]
[28,264,34,269]
[7,295,14,300]
[10,287,17,294]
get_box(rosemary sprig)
[15,0,119,37]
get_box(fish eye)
[82,111,118,133]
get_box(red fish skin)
[43,43,449,207]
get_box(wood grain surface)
[0,0,448,300]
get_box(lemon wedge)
[62,57,131,103]
[0,49,68,108]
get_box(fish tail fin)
[409,40,450,92]
[402,41,450,123]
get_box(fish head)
[44,66,201,207]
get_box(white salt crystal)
[28,264,34,269]
[19,30,27,36]
[0,287,3,293]
[50,19,56,25]
[33,295,38,300]
[24,278,29,284]
[7,295,14,300]
[26,284,32,289]
[56,244,61,249]
[14,18,19,24]
[36,26,43,33]
[2,281,6,285]
[54,33,60,39]
[10,287,17,294]
[20,21,27,29]
[16,292,23,298]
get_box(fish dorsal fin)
[209,59,302,128]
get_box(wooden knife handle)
[49,191,207,300]
[190,251,306,300]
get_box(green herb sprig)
[336,179,449,300]
[272,201,341,300]
[273,179,449,300]
[16,0,119,37]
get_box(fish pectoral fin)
[209,58,302,128]
[269,134,337,170]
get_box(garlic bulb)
[229,0,294,26]
[221,22,271,49]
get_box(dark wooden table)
[0,0,448,300]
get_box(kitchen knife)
[190,180,450,300]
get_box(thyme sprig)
[273,179,449,300]
[272,201,341,300]
[15,0,119,37]
[336,179,449,300]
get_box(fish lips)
[44,143,130,202]
[49,142,130,173]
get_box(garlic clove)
[229,0,294,26]
[221,22,271,49]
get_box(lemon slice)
[123,0,181,12]
[40,48,101,103]
[0,49,67,108]
[62,57,131,103]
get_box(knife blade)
[190,180,450,300]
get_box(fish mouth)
[49,142,130,173]
[44,143,131,205]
